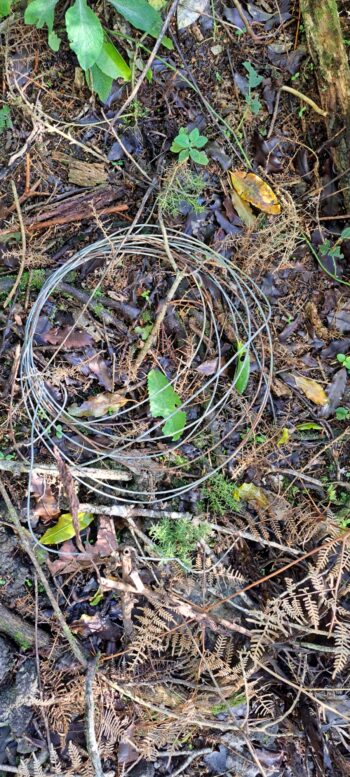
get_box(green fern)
[149,518,211,566]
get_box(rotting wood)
[0,602,52,651]
[52,152,108,187]
[300,0,350,209]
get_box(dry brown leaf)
[42,326,93,349]
[229,170,281,215]
[293,375,328,405]
[30,471,60,521]
[68,391,128,418]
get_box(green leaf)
[189,127,200,143]
[40,512,94,545]
[340,227,350,240]
[65,0,103,71]
[24,0,60,49]
[296,422,323,431]
[194,135,208,148]
[189,148,209,165]
[233,341,250,395]
[0,0,11,18]
[148,368,187,441]
[0,105,12,133]
[178,149,190,162]
[335,407,350,421]
[108,0,162,37]
[247,94,262,115]
[96,40,131,80]
[87,64,113,102]
[243,60,263,89]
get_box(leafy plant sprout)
[0,0,172,102]
[170,127,209,165]
[337,353,350,372]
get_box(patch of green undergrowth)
[201,473,240,516]
[158,164,206,217]
[149,518,211,566]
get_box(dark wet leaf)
[215,210,241,234]
[320,368,347,418]
[322,338,350,358]
[196,357,221,375]
[66,349,113,390]
[223,5,252,29]
[42,326,94,349]
[233,72,249,97]
[328,304,350,333]
[267,44,306,74]
[206,142,232,170]
[262,80,276,114]
[71,612,122,639]
[204,745,228,774]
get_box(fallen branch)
[0,602,52,651]
[85,659,103,777]
[3,181,26,308]
[0,459,131,481]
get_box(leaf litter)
[1,2,350,776]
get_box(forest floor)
[0,2,350,776]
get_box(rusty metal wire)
[21,226,273,512]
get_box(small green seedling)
[170,127,209,165]
[337,353,350,372]
[335,406,350,421]
[242,60,263,116]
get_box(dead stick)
[3,181,26,308]
[0,459,131,480]
[0,478,87,668]
[85,659,103,777]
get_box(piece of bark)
[53,152,108,187]
[300,0,350,209]
[0,602,52,651]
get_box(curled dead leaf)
[42,327,93,349]
[229,170,281,215]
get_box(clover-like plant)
[170,127,209,165]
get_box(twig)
[79,503,192,520]
[168,749,213,777]
[112,0,180,124]
[3,181,27,308]
[85,659,103,777]
[280,85,328,117]
[0,459,131,480]
[131,269,186,377]
[101,109,152,182]
[0,478,87,668]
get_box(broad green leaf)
[24,0,60,50]
[0,0,11,18]
[341,227,350,240]
[108,0,162,37]
[148,368,187,441]
[40,512,94,545]
[163,411,187,441]
[96,40,131,81]
[65,0,103,71]
[193,135,208,148]
[178,149,190,162]
[189,148,209,165]
[88,65,113,102]
[233,341,250,395]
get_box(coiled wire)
[21,226,273,510]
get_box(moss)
[13,631,31,650]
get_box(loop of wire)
[21,227,273,532]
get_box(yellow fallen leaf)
[293,375,328,406]
[229,170,281,215]
[233,482,268,508]
[277,427,290,446]
[230,189,256,227]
